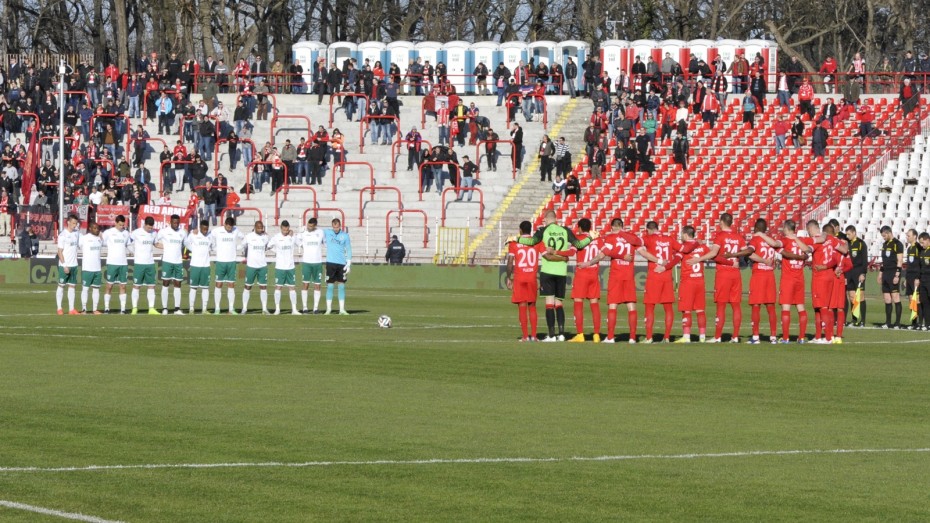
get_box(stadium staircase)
[533,94,929,240]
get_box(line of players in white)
[54,213,353,316]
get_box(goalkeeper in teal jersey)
[518,210,594,341]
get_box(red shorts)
[511,279,538,304]
[571,270,601,300]
[714,269,743,304]
[830,274,846,309]
[811,272,835,308]
[749,271,777,305]
[780,273,806,305]
[644,274,675,304]
[607,276,637,304]
[678,278,706,312]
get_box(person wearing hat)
[385,235,406,265]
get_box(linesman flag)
[851,285,863,321]
[910,289,920,322]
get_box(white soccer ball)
[378,315,393,328]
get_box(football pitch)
[1,282,929,521]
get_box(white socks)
[227,287,235,312]
[242,288,251,312]
[56,286,64,310]
[68,287,75,311]
[92,289,99,311]
[147,288,155,308]
[81,287,89,310]
[132,288,139,308]
[162,287,169,309]
[214,287,222,311]
[301,289,308,310]
[259,289,268,311]
[313,289,321,311]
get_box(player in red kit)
[709,213,749,343]
[676,226,716,343]
[637,221,682,343]
[802,221,849,344]
[830,236,854,344]
[568,218,603,343]
[777,220,812,343]
[746,219,782,344]
[505,221,545,341]
[579,218,643,343]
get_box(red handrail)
[441,187,484,227]
[270,114,312,145]
[221,206,263,224]
[386,209,429,248]
[390,138,433,178]
[245,160,289,200]
[358,186,403,226]
[213,138,256,175]
[330,161,375,201]
[418,161,458,201]
[159,159,197,195]
[475,139,518,179]
[328,93,369,127]
[90,113,132,155]
[274,185,318,225]
[235,91,278,116]
[359,115,401,154]
[302,206,345,226]
[505,92,548,129]
[64,91,92,107]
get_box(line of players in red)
[506,213,858,344]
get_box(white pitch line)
[0,500,124,523]
[1,447,928,474]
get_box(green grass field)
[1,280,930,521]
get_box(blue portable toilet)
[442,41,470,93]
[528,40,556,68]
[556,40,589,93]
[292,40,326,85]
[500,41,528,76]
[415,41,442,73]
[328,42,359,67]
[470,41,500,94]
[358,41,387,71]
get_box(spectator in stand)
[280,139,297,184]
[436,101,450,146]
[554,136,571,179]
[404,127,422,171]
[701,85,721,129]
[819,56,838,94]
[877,56,895,94]
[564,174,580,201]
[308,139,326,185]
[240,123,253,170]
[773,114,790,154]
[227,130,239,170]
[510,122,524,171]
[473,62,489,95]
[791,115,805,149]
[798,76,815,119]
[643,112,657,147]
[776,70,791,108]
[493,62,511,106]
[485,127,499,171]
[811,120,829,158]
[0,187,10,236]
[457,155,478,201]
[635,127,653,175]
[741,94,757,129]
[900,77,919,117]
[19,225,39,258]
[821,98,838,126]
[749,71,767,114]
[551,174,566,198]
[202,180,220,225]
[856,99,875,138]
[786,56,804,94]
[538,135,555,182]
[551,61,564,96]
[728,53,749,93]
[672,133,689,171]
[901,50,918,81]
[565,57,578,99]
[583,122,600,162]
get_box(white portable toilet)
[358,41,387,70]
[659,39,688,74]
[415,41,442,71]
[388,40,415,93]
[631,39,659,67]
[598,40,629,90]
[470,41,500,94]
[714,38,742,73]
[744,39,778,90]
[688,39,714,64]
[443,41,470,93]
[328,42,358,67]
[528,40,557,69]
[500,41,528,76]
[292,41,326,85]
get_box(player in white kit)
[270,220,300,314]
[155,214,187,315]
[242,221,271,314]
[209,216,244,314]
[102,215,131,313]
[184,219,214,313]
[79,222,104,314]
[56,214,81,315]
[297,217,326,313]
[130,216,159,315]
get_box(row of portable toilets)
[292,39,779,93]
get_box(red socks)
[591,303,601,334]
[645,303,656,339]
[751,305,761,337]
[663,304,673,339]
[682,313,692,335]
[715,307,726,338]
[766,305,777,337]
[528,305,537,338]
[814,310,822,339]
[835,309,845,337]
[822,309,834,340]
[799,310,808,339]
[732,305,742,339]
[574,301,584,333]
[628,309,638,339]
[696,311,706,334]
[518,304,528,338]
[607,308,617,338]
[781,310,791,340]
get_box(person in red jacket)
[797,76,815,118]
[857,99,875,137]
[773,113,791,153]
[819,56,838,94]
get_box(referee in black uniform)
[904,229,922,329]
[845,225,868,327]
[878,226,904,329]
[917,232,930,331]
